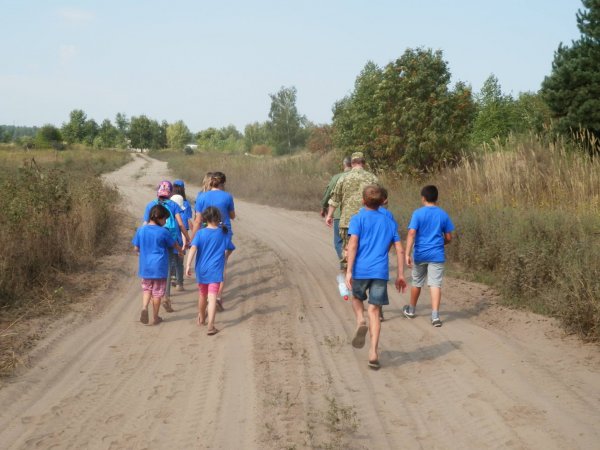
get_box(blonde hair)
[201,172,213,193]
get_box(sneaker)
[402,305,415,319]
[431,317,442,327]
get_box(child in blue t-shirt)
[192,172,236,310]
[403,185,455,327]
[132,204,183,326]
[185,206,229,336]
[346,185,407,370]
[142,180,191,312]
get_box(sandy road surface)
[1,155,599,449]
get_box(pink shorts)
[142,279,167,298]
[198,283,220,297]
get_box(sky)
[0,0,582,132]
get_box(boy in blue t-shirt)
[403,185,455,327]
[346,185,407,370]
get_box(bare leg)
[368,305,381,362]
[217,250,232,300]
[207,293,218,333]
[151,296,162,324]
[142,291,151,310]
[352,297,366,326]
[410,286,421,308]
[430,287,441,312]
[197,294,207,326]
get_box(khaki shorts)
[339,227,349,270]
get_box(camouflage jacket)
[328,167,378,228]
[321,171,347,219]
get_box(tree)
[82,119,99,146]
[244,121,271,151]
[166,120,192,149]
[333,49,475,171]
[470,74,519,145]
[307,125,334,153]
[35,124,62,148]
[94,119,119,148]
[268,86,307,154]
[114,113,130,148]
[542,0,600,141]
[333,61,383,152]
[61,109,87,144]
[129,115,164,149]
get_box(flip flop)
[162,299,174,313]
[140,309,149,325]
[152,316,163,326]
[351,324,368,349]
[207,327,219,336]
[216,299,224,312]
[368,360,381,370]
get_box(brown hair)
[149,203,170,223]
[202,206,228,234]
[363,184,384,209]
[173,184,187,200]
[209,172,226,189]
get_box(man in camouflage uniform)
[325,151,378,271]
[321,156,352,259]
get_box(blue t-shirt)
[132,224,175,279]
[408,206,455,263]
[181,200,193,230]
[360,206,398,230]
[195,190,235,230]
[191,227,228,284]
[142,198,183,224]
[348,209,400,280]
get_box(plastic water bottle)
[336,274,350,301]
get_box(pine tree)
[542,0,600,140]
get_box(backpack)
[155,199,179,241]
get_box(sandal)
[216,299,224,312]
[351,323,368,349]
[140,309,149,325]
[368,360,381,370]
[152,316,164,326]
[162,298,174,313]
[207,327,219,336]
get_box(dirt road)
[1,155,599,449]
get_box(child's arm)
[394,241,407,293]
[444,232,452,245]
[405,229,416,267]
[185,246,197,277]
[175,213,191,246]
[345,235,359,290]
[191,213,203,240]
[133,245,139,255]
[173,241,183,257]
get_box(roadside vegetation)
[0,145,130,376]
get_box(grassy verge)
[0,146,131,376]
[158,138,599,341]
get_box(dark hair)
[421,185,439,203]
[149,204,170,223]
[202,206,228,234]
[173,184,187,200]
[209,171,226,188]
[343,156,351,167]
[362,184,384,209]
[380,186,388,201]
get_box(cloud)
[59,8,94,24]
[59,45,78,64]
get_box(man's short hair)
[421,185,439,203]
[343,156,351,167]
[363,184,384,209]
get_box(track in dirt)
[0,155,598,449]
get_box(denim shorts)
[412,262,445,288]
[351,278,389,306]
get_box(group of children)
[343,183,454,370]
[132,173,235,335]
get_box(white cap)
[170,194,185,209]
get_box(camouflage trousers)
[339,227,350,271]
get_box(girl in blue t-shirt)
[192,172,236,310]
[132,204,182,326]
[186,207,229,335]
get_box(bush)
[251,144,272,156]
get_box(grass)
[160,135,600,340]
[0,145,131,376]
